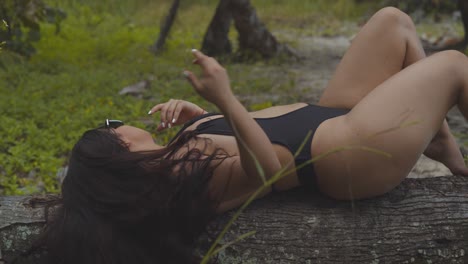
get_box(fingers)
[148,99,180,129]
[191,49,221,74]
[172,103,183,125]
[146,49,218,129]
[164,99,179,128]
[191,49,210,66]
[183,70,203,91]
[148,103,164,115]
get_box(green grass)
[253,0,376,35]
[0,0,460,195]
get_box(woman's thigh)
[318,7,425,109]
[311,51,464,200]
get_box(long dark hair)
[37,128,227,264]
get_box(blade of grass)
[271,144,392,186]
[229,119,266,183]
[266,130,312,184]
[201,143,391,263]
[201,184,268,264]
[202,119,418,262]
[210,231,257,256]
[367,119,421,139]
[200,151,299,262]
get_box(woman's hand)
[148,99,206,131]
[184,51,282,194]
[183,49,235,108]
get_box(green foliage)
[0,0,66,57]
[0,0,220,194]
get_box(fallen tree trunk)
[1,176,468,263]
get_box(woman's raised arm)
[184,49,282,187]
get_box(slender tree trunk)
[228,0,296,58]
[201,0,296,59]
[458,0,468,48]
[2,177,468,263]
[201,0,233,56]
[150,0,180,54]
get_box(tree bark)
[201,0,296,59]
[211,176,468,263]
[228,0,295,59]
[1,176,468,263]
[456,0,468,49]
[150,0,180,54]
[230,0,281,58]
[201,0,233,57]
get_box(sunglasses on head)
[99,119,124,129]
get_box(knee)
[429,50,468,86]
[436,50,467,61]
[434,50,468,68]
[371,7,415,31]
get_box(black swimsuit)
[172,104,349,187]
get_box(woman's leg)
[318,7,425,109]
[312,50,468,200]
[317,7,467,176]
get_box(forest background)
[0,0,465,195]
